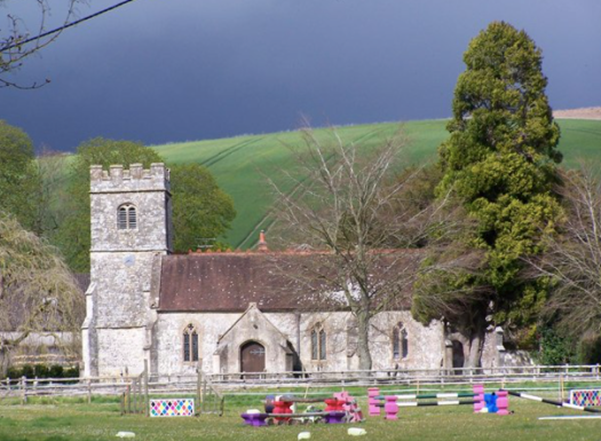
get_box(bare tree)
[269,126,451,370]
[0,214,83,375]
[527,166,601,344]
[1,0,139,89]
[0,0,80,88]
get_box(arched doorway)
[240,341,265,373]
[452,340,464,369]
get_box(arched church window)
[183,324,199,363]
[392,322,408,360]
[117,204,137,230]
[311,323,326,361]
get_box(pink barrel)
[368,388,381,416]
[496,390,509,415]
[473,384,485,413]
[384,395,399,420]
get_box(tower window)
[118,204,137,230]
[183,324,199,363]
[311,323,326,361]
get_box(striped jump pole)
[381,397,479,420]
[369,385,485,420]
[506,390,601,414]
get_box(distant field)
[152,119,601,249]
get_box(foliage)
[0,214,83,376]
[413,22,563,364]
[0,120,40,232]
[55,138,236,270]
[535,327,576,365]
[576,335,601,364]
[32,150,72,243]
[6,364,79,380]
[56,138,164,272]
[170,163,236,252]
[528,167,601,357]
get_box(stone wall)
[153,308,444,377]
[96,328,147,376]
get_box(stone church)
[82,164,510,379]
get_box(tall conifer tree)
[413,22,563,366]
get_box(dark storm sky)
[2,0,600,152]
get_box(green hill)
[153,119,601,249]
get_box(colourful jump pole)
[376,385,485,420]
[506,390,601,413]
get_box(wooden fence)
[204,364,601,389]
[1,364,599,409]
[0,362,223,417]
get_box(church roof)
[157,250,424,313]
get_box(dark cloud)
[1,0,600,151]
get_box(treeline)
[0,131,236,272]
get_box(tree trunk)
[447,315,486,370]
[464,328,485,368]
[0,346,9,378]
[356,309,372,371]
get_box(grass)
[1,388,600,441]
[151,118,601,249]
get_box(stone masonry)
[82,163,509,379]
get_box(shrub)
[4,364,79,380]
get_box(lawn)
[152,118,601,249]
[1,388,600,441]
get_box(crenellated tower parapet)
[90,163,170,193]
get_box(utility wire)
[1,0,140,52]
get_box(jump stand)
[369,385,508,420]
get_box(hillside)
[153,118,601,249]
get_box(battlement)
[90,163,170,193]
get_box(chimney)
[257,230,269,252]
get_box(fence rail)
[1,364,599,403]
[205,364,601,389]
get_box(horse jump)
[369,385,509,419]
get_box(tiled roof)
[158,250,424,313]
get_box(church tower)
[82,163,172,377]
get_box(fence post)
[127,385,131,414]
[202,377,207,414]
[20,376,26,405]
[134,379,139,414]
[87,378,92,404]
[196,362,201,416]
[144,360,149,417]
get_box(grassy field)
[1,388,600,441]
[152,118,601,249]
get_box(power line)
[1,0,140,52]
